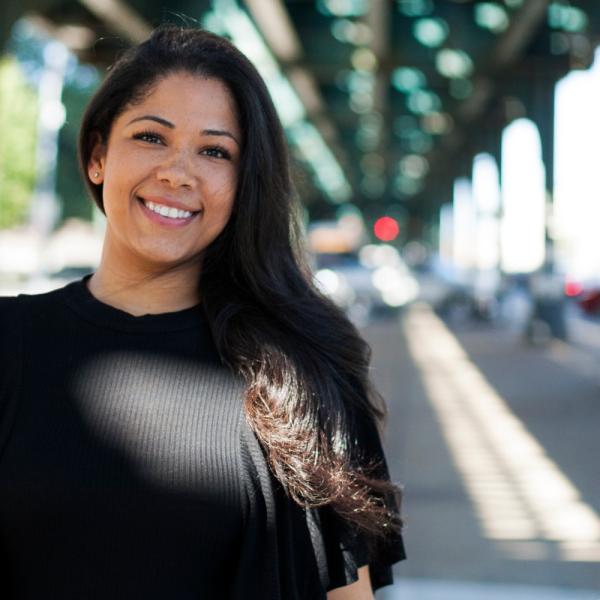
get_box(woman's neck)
[88,259,201,317]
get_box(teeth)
[144,200,193,219]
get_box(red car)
[566,279,600,315]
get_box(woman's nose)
[155,151,196,188]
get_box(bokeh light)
[373,216,400,241]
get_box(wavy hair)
[78,25,401,537]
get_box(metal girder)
[494,0,551,70]
[416,0,563,222]
[459,0,551,122]
[244,0,352,195]
[363,0,392,195]
[4,0,600,224]
[77,0,150,43]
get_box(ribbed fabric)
[0,277,406,600]
[0,278,246,599]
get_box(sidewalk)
[364,305,600,593]
[377,579,598,600]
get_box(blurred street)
[367,305,600,598]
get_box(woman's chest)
[0,349,248,557]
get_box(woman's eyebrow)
[202,129,240,147]
[126,115,174,128]
[126,117,239,146]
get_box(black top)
[0,277,405,599]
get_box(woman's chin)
[132,245,202,273]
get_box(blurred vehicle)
[312,244,419,324]
[577,289,600,315]
[419,256,501,324]
[567,278,600,316]
[525,268,568,342]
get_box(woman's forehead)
[116,74,240,132]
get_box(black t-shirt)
[0,277,405,599]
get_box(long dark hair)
[78,25,401,537]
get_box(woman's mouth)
[137,196,200,226]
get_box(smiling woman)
[0,25,405,599]
[87,73,241,309]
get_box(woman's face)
[89,72,241,272]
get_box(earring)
[93,172,100,178]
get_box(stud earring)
[93,171,100,179]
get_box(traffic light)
[373,216,400,242]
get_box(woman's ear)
[88,132,106,185]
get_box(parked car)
[569,279,600,316]
[312,244,419,324]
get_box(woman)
[0,26,405,599]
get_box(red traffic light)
[373,216,400,242]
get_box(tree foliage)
[0,56,38,229]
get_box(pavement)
[364,303,600,597]
[377,579,599,600]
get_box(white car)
[313,244,419,324]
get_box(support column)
[523,70,567,341]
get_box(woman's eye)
[202,147,231,160]
[133,131,163,144]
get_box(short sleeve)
[306,413,406,593]
[239,406,405,599]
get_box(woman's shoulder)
[0,296,24,420]
[0,294,20,308]
[0,285,68,348]
[1,284,67,308]
[2,283,74,321]
[0,294,27,367]
[0,295,21,335]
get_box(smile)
[142,199,196,219]
[136,196,201,228]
